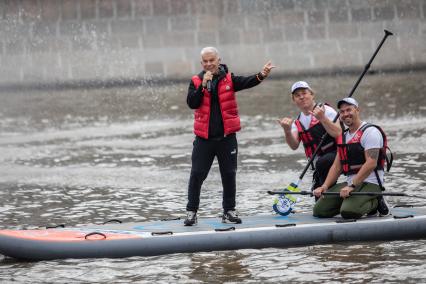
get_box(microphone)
[206,80,212,93]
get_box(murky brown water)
[0,71,426,283]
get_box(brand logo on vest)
[230,149,237,155]
[225,85,231,90]
[352,132,362,142]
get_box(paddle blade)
[272,182,301,216]
[272,197,293,216]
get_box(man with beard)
[184,46,275,226]
[313,98,390,219]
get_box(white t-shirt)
[345,122,384,185]
[291,105,337,133]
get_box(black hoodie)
[187,64,264,139]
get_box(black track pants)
[186,134,238,212]
[312,151,337,190]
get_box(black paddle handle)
[298,29,393,181]
[267,190,408,197]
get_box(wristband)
[256,72,265,81]
[347,181,356,188]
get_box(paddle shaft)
[267,190,426,199]
[298,30,394,181]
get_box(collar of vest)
[197,64,228,80]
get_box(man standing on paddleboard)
[184,47,275,226]
[278,81,342,195]
[313,97,391,218]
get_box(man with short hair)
[278,81,342,193]
[184,46,275,226]
[313,97,390,219]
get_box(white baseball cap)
[291,81,311,94]
[337,97,359,108]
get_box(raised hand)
[261,61,276,78]
[277,117,293,132]
[310,103,326,121]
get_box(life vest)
[336,123,393,177]
[294,110,337,159]
[191,73,240,139]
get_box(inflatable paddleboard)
[0,207,425,261]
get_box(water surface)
[0,71,425,283]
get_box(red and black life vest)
[336,123,393,177]
[191,73,240,139]
[294,112,337,159]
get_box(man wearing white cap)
[313,97,391,218]
[278,81,342,194]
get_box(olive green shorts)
[313,182,381,219]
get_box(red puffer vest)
[191,73,241,139]
[336,123,392,176]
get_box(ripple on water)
[1,74,426,282]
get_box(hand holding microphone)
[202,71,213,92]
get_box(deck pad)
[77,207,426,234]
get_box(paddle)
[269,190,426,200]
[273,29,394,216]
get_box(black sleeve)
[186,80,204,109]
[231,73,264,92]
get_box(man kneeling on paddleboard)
[278,81,342,194]
[313,98,391,219]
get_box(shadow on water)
[0,71,425,282]
[187,252,251,282]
